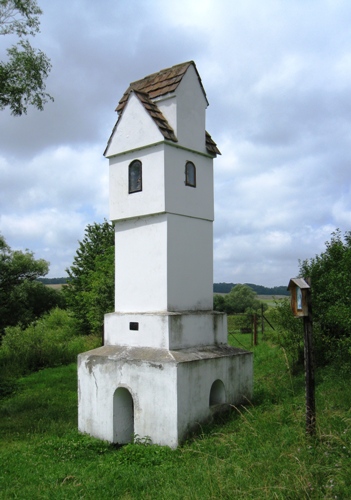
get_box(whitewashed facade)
[78,62,253,448]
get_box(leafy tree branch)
[0,0,42,37]
[0,0,53,115]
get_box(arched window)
[129,160,142,193]
[185,161,196,187]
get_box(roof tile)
[109,61,220,156]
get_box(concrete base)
[78,344,253,448]
[104,310,228,349]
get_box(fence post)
[253,313,258,346]
[304,277,316,436]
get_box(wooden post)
[303,277,316,436]
[261,303,264,339]
[253,313,258,346]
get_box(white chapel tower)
[78,62,253,448]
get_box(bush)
[0,233,65,336]
[0,308,101,396]
[299,230,351,370]
[227,313,253,333]
[267,298,331,373]
[266,299,304,370]
[214,284,268,315]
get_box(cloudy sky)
[1,0,351,287]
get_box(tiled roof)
[106,61,221,156]
[116,61,208,114]
[133,90,177,142]
[205,131,221,156]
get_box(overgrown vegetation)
[262,230,351,373]
[0,233,65,337]
[0,307,101,397]
[1,334,350,498]
[299,229,351,369]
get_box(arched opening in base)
[209,379,226,406]
[113,387,134,444]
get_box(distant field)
[46,284,64,290]
[214,293,287,300]
[257,295,287,300]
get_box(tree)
[299,229,351,367]
[213,294,225,312]
[222,283,265,314]
[64,220,115,336]
[0,0,53,115]
[0,233,64,336]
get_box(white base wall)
[78,345,253,448]
[104,310,227,349]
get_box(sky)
[1,0,351,287]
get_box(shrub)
[214,284,267,315]
[266,299,304,370]
[0,308,101,396]
[0,233,65,337]
[300,229,351,369]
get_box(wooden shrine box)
[287,278,310,317]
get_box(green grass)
[1,337,351,499]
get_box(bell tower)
[78,62,253,448]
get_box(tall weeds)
[0,308,100,396]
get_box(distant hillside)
[38,278,288,296]
[37,277,68,285]
[213,282,289,296]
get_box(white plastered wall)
[113,212,213,313]
[78,348,179,447]
[109,144,214,223]
[105,93,164,157]
[78,346,253,448]
[175,64,208,154]
[104,311,227,349]
[176,353,254,442]
[167,213,213,310]
[164,144,214,221]
[109,146,165,222]
[157,65,208,154]
[114,213,168,312]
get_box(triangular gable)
[104,91,166,157]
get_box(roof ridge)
[129,61,194,88]
[105,62,220,157]
[116,61,208,114]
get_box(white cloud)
[1,0,351,284]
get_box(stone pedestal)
[78,344,253,448]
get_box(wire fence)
[227,307,275,348]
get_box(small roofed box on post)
[287,278,310,317]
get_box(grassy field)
[45,284,64,290]
[1,332,351,499]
